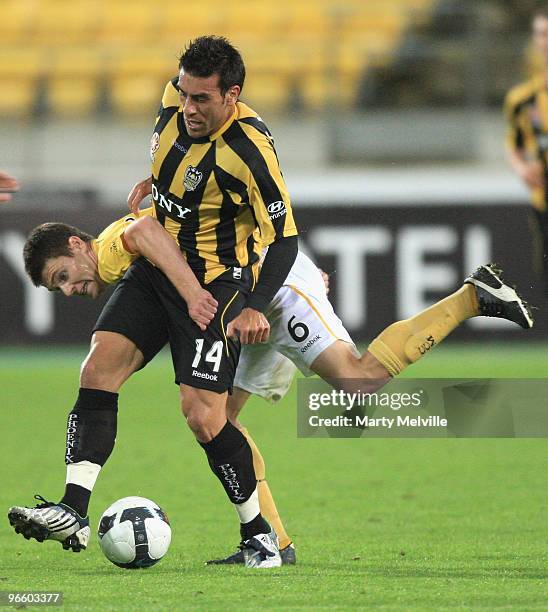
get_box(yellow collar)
[209,105,238,141]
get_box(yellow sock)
[241,427,292,550]
[257,481,291,549]
[368,285,478,376]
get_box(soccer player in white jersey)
[208,244,534,563]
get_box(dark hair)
[23,222,94,287]
[179,35,245,95]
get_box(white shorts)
[234,251,356,402]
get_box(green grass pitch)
[1,344,547,610]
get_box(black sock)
[60,484,90,518]
[60,388,118,516]
[64,387,118,465]
[241,513,270,541]
[200,421,257,505]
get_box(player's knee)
[312,341,361,379]
[80,354,108,388]
[81,353,118,388]
[180,388,226,442]
[183,405,220,441]
[184,408,208,438]
[80,339,139,391]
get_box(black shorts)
[93,257,252,393]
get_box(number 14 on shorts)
[192,339,224,372]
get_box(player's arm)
[127,176,152,215]
[0,171,19,203]
[504,93,544,190]
[227,138,298,344]
[123,215,218,331]
[245,139,299,315]
[247,236,298,311]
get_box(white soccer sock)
[234,487,260,524]
[66,461,101,491]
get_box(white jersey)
[234,250,356,402]
[259,246,320,291]
[283,250,321,291]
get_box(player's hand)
[519,161,545,190]
[0,171,19,203]
[227,308,270,344]
[319,268,330,294]
[127,176,153,215]
[187,288,218,331]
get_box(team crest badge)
[183,165,203,191]
[150,132,160,162]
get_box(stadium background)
[1,2,547,610]
[1,0,546,343]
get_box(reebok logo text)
[300,334,321,353]
[192,370,218,381]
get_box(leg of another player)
[60,331,145,517]
[311,341,391,393]
[227,388,293,551]
[180,385,271,543]
[226,387,251,427]
[366,284,479,377]
[312,284,480,388]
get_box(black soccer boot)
[206,541,296,566]
[464,264,534,329]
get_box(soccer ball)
[97,496,171,569]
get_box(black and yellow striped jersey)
[150,78,298,285]
[505,75,548,211]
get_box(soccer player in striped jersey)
[10,205,534,566]
[9,36,299,569]
[505,6,548,291]
[8,36,535,568]
[11,208,298,564]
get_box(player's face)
[42,238,105,299]
[178,70,240,138]
[533,16,548,60]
